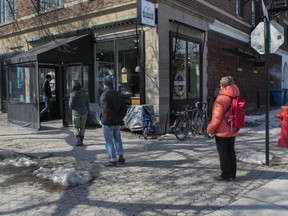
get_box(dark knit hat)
[103,75,114,86]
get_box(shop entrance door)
[170,34,202,114]
[62,64,89,126]
[39,67,59,121]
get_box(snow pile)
[243,108,281,134]
[0,152,37,167]
[33,166,93,186]
[237,151,272,165]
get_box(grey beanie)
[103,75,114,86]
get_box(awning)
[223,47,260,59]
[6,34,92,65]
[169,19,206,33]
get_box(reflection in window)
[8,65,36,103]
[0,0,15,23]
[38,0,63,11]
[65,65,89,95]
[172,37,201,100]
[95,37,140,105]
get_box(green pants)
[72,114,88,137]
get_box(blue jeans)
[40,97,51,118]
[102,125,124,162]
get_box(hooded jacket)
[100,86,127,126]
[207,84,240,137]
[69,89,90,116]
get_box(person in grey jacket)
[69,82,90,146]
[100,75,127,166]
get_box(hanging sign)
[137,0,156,27]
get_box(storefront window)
[65,65,89,95]
[8,64,36,103]
[95,36,140,105]
[172,36,201,100]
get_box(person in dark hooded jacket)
[100,75,127,167]
[69,82,90,146]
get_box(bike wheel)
[193,111,205,135]
[143,128,149,139]
[173,117,188,141]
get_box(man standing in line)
[40,74,52,120]
[100,75,127,167]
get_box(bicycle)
[172,102,209,141]
[142,114,157,139]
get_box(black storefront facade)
[4,20,146,131]
[5,34,94,130]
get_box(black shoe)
[105,161,117,167]
[214,175,231,182]
[118,158,126,164]
[118,156,126,164]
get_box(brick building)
[0,0,287,132]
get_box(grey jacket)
[69,89,90,116]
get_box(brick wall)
[207,30,282,108]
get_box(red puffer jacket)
[207,84,240,137]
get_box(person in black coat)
[100,75,127,167]
[40,75,52,119]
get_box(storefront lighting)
[121,67,128,73]
[135,66,140,72]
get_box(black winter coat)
[43,80,52,98]
[100,87,127,126]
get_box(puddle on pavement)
[0,165,67,193]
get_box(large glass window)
[65,65,89,95]
[0,0,15,23]
[95,36,140,105]
[8,64,37,103]
[38,0,63,11]
[172,37,201,100]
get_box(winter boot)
[80,136,84,145]
[76,136,83,146]
[118,155,125,164]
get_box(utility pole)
[264,15,270,166]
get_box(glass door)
[170,33,202,112]
[63,65,89,126]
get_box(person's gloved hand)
[207,133,215,139]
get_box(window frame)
[170,32,202,102]
[236,0,244,18]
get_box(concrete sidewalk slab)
[209,172,288,216]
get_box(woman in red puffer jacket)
[207,76,240,182]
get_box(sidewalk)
[0,113,288,215]
[208,171,288,216]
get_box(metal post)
[264,16,270,166]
